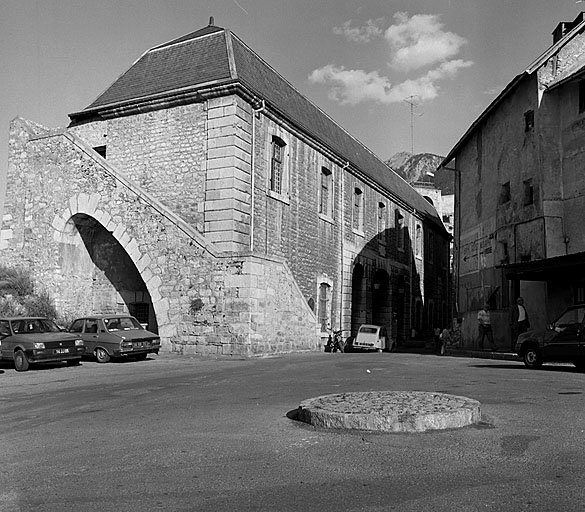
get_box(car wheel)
[135,352,148,361]
[95,347,110,364]
[67,359,80,366]
[14,350,30,372]
[522,345,542,369]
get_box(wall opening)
[61,213,158,333]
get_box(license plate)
[55,348,69,354]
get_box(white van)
[353,324,394,352]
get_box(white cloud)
[310,12,473,106]
[385,12,468,72]
[332,19,384,43]
[309,60,473,105]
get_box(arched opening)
[59,213,158,333]
[351,264,364,336]
[372,269,390,327]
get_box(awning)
[497,252,585,281]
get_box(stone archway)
[351,263,364,336]
[63,213,158,333]
[372,269,390,327]
[52,193,170,341]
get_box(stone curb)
[444,348,521,362]
[297,391,481,433]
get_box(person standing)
[477,303,498,351]
[510,297,530,352]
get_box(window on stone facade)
[270,136,286,194]
[377,202,386,240]
[524,110,534,132]
[523,179,534,206]
[319,167,333,217]
[129,303,149,325]
[318,283,331,332]
[93,145,106,158]
[579,80,585,113]
[353,187,364,232]
[415,224,422,257]
[500,182,511,204]
[395,210,404,250]
[428,231,435,262]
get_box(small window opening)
[500,182,511,204]
[524,110,534,132]
[270,136,285,194]
[93,145,106,158]
[523,180,534,206]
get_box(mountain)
[386,152,454,195]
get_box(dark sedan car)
[515,304,585,369]
[0,317,85,371]
[68,315,161,363]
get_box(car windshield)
[554,308,585,330]
[360,327,378,334]
[104,317,143,331]
[11,318,61,334]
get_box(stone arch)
[351,263,364,336]
[372,269,390,327]
[52,193,171,343]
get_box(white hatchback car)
[353,324,395,352]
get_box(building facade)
[2,21,449,356]
[442,13,585,348]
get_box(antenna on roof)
[209,16,215,26]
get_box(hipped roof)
[69,23,442,226]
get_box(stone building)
[441,13,585,348]
[2,20,449,356]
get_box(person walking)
[477,303,498,351]
[510,297,530,352]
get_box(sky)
[1,0,582,182]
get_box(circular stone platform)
[296,391,481,433]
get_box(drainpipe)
[250,99,266,252]
[339,161,349,333]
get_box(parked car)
[0,317,85,372]
[68,315,160,363]
[352,324,395,352]
[515,304,585,369]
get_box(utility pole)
[403,95,421,155]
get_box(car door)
[0,320,12,359]
[82,319,101,354]
[543,307,585,361]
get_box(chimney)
[209,16,215,26]
[552,12,585,44]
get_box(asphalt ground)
[0,349,584,511]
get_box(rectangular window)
[270,136,285,194]
[395,210,404,250]
[524,110,534,132]
[579,80,585,114]
[353,187,363,231]
[377,202,386,239]
[500,182,511,204]
[319,167,333,217]
[575,285,585,304]
[415,224,422,257]
[523,180,534,206]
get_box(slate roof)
[70,23,442,225]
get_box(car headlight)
[33,342,45,349]
[75,339,84,346]
[153,338,160,345]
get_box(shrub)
[0,266,57,319]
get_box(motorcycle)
[324,329,345,353]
